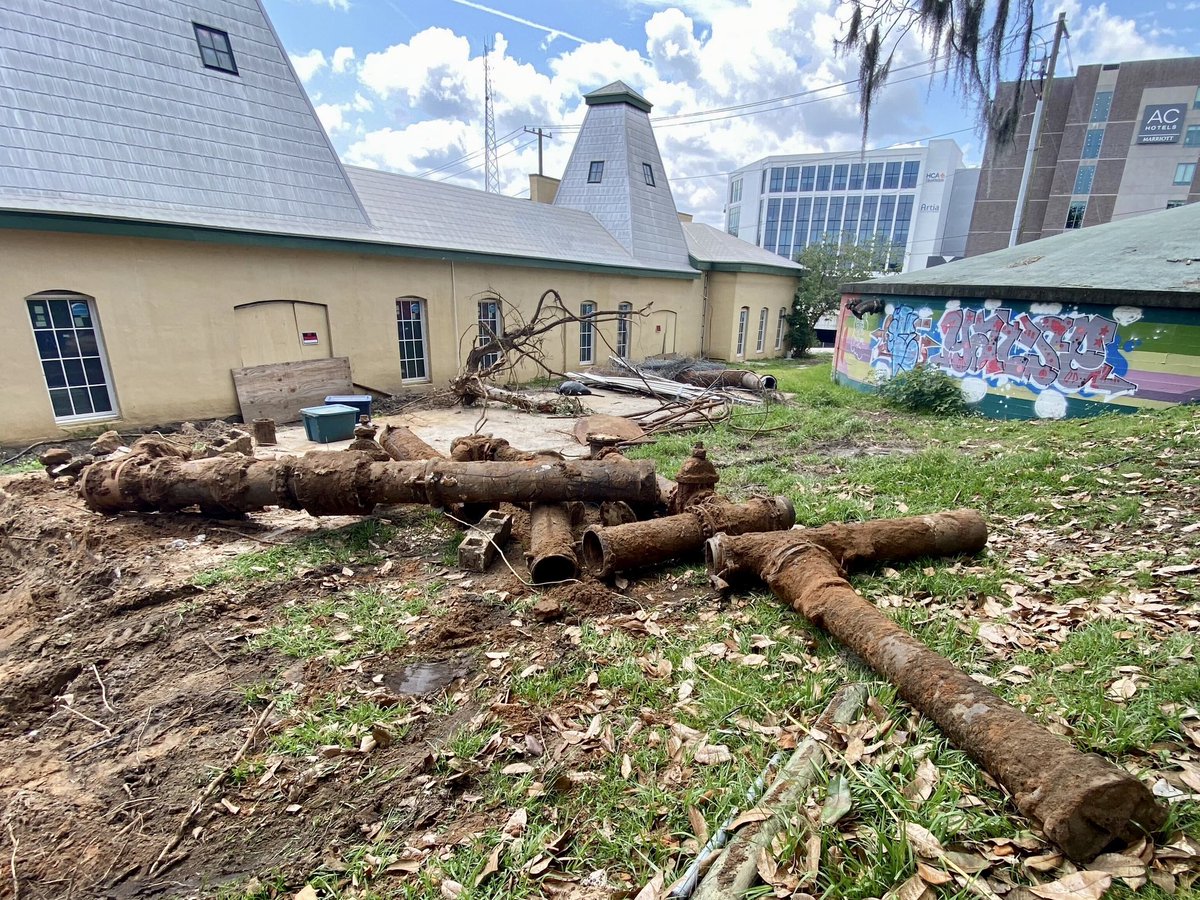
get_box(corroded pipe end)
[771,496,796,529]
[928,509,988,556]
[530,552,580,585]
[704,533,729,590]
[580,526,610,578]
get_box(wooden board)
[573,414,647,445]
[232,357,354,424]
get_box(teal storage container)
[324,394,372,419]
[300,404,358,443]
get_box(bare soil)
[0,472,705,899]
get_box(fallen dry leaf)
[916,861,953,885]
[821,774,852,825]
[904,822,944,859]
[1028,870,1112,900]
[1088,853,1147,889]
[728,808,772,831]
[688,805,709,845]
[889,873,933,900]
[294,887,319,900]
[633,870,664,900]
[693,742,732,765]
[475,845,502,887]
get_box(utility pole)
[483,40,499,193]
[523,126,552,176]
[1009,12,1068,247]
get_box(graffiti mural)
[869,303,1139,408]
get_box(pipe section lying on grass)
[581,495,795,578]
[705,512,1166,863]
[80,451,659,516]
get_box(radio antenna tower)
[483,40,500,193]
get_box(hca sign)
[1137,104,1187,144]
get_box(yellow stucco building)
[0,1,800,444]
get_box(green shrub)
[877,364,969,415]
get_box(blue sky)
[262,0,1198,224]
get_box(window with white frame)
[1174,163,1196,186]
[27,292,118,421]
[579,301,596,365]
[616,302,632,358]
[478,298,502,368]
[396,297,430,381]
[756,308,768,353]
[736,307,749,357]
[775,307,787,350]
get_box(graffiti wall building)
[834,202,1200,419]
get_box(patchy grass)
[215,361,1198,900]
[254,584,439,665]
[0,457,43,475]
[192,519,398,587]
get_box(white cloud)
[331,46,356,73]
[290,49,327,82]
[1043,0,1187,63]
[315,102,348,133]
[322,0,1186,222]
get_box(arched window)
[736,307,749,357]
[26,291,118,422]
[579,301,596,365]
[775,307,788,351]
[396,297,430,382]
[617,302,632,359]
[756,307,769,353]
[477,296,503,368]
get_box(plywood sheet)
[232,357,353,424]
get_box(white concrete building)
[724,139,979,272]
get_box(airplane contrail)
[445,0,589,43]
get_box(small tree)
[788,235,897,356]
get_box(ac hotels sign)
[1136,104,1187,143]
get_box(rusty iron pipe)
[582,495,795,578]
[378,425,443,461]
[705,513,1165,862]
[80,452,659,517]
[528,504,579,584]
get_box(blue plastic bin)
[300,404,358,443]
[324,394,372,420]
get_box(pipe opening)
[761,374,778,390]
[580,529,606,575]
[529,554,579,585]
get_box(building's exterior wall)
[702,272,795,361]
[724,140,972,272]
[832,292,1200,419]
[967,57,1200,256]
[2,229,704,442]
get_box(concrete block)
[457,510,512,572]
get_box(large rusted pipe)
[528,504,579,584]
[705,514,1166,863]
[676,369,777,391]
[378,425,443,461]
[80,452,659,516]
[582,495,795,578]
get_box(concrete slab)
[260,389,663,459]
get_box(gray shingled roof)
[0,0,371,235]
[683,222,804,273]
[845,202,1200,307]
[553,88,694,273]
[346,166,665,270]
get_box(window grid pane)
[859,196,878,240]
[865,163,883,190]
[843,196,861,239]
[784,167,799,192]
[756,308,768,353]
[769,167,784,192]
[799,166,815,191]
[642,163,655,186]
[1174,163,1196,185]
[396,299,428,381]
[478,300,502,368]
[777,198,796,259]
[815,165,832,191]
[727,206,740,236]
[775,308,787,350]
[794,198,811,252]
[883,162,901,189]
[736,308,748,356]
[588,161,604,183]
[809,197,827,243]
[1074,164,1096,194]
[1185,126,1200,147]
[28,296,115,420]
[617,303,632,358]
[1082,128,1104,158]
[849,164,865,190]
[579,302,595,365]
[1090,91,1113,123]
[194,24,237,74]
[832,165,848,190]
[763,198,781,253]
[900,161,920,189]
[1065,201,1087,229]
